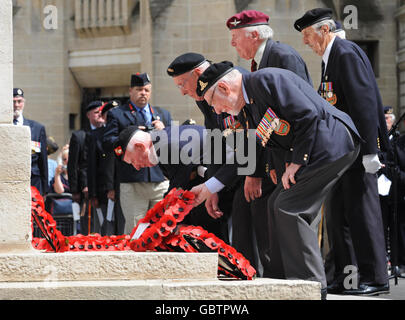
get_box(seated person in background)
[51,146,70,194]
[47,136,59,192]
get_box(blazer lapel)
[258,39,274,70]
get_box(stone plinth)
[0,278,321,300]
[0,251,218,282]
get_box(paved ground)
[328,276,405,300]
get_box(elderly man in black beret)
[295,8,390,296]
[192,61,363,299]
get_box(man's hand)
[269,169,277,185]
[107,190,115,201]
[362,154,382,174]
[205,193,224,219]
[190,183,212,207]
[281,162,302,190]
[152,120,165,131]
[244,176,262,202]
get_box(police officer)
[103,73,172,234]
[13,88,48,196]
[295,8,390,295]
[193,62,361,299]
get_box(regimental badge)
[167,68,174,73]
[230,19,241,27]
[199,80,208,92]
[255,107,290,147]
[320,82,337,105]
[114,146,123,157]
[17,89,23,96]
[31,141,41,154]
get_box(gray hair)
[312,19,336,35]
[244,24,274,40]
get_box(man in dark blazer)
[113,124,228,238]
[193,62,362,299]
[295,7,389,296]
[103,73,172,234]
[13,88,48,196]
[86,101,125,235]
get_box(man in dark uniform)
[295,8,390,295]
[193,62,362,299]
[13,88,48,196]
[379,106,405,273]
[113,124,227,237]
[86,100,125,235]
[103,73,172,234]
[226,10,315,273]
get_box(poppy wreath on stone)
[171,225,257,280]
[129,188,194,252]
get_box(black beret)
[13,88,24,97]
[196,61,234,97]
[167,53,207,77]
[114,125,141,160]
[131,73,151,87]
[294,8,333,32]
[86,100,103,113]
[384,106,393,114]
[101,100,119,115]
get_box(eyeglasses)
[207,85,218,107]
[176,71,194,90]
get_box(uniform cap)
[131,73,151,87]
[196,61,234,97]
[167,53,206,77]
[294,8,333,32]
[226,10,269,30]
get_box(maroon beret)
[226,10,269,30]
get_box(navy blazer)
[87,126,116,199]
[24,118,48,195]
[319,36,389,159]
[68,130,88,195]
[103,101,172,183]
[152,125,207,191]
[259,38,313,86]
[241,68,361,170]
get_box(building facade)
[12,0,400,148]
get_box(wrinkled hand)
[269,169,277,185]
[205,193,224,219]
[281,163,302,190]
[152,120,165,131]
[190,183,212,207]
[107,189,115,201]
[244,176,262,202]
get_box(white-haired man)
[295,7,390,296]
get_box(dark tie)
[251,59,258,72]
[13,119,18,125]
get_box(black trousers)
[267,145,359,289]
[326,166,388,285]
[231,177,276,275]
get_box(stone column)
[140,0,153,76]
[396,4,405,123]
[0,0,33,253]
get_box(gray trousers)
[267,144,360,289]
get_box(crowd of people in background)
[12,7,405,299]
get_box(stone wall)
[12,0,401,148]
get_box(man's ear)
[134,142,146,152]
[217,81,230,96]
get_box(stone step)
[0,251,218,282]
[0,278,321,300]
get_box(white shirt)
[254,40,266,66]
[13,114,24,126]
[322,35,336,74]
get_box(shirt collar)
[242,80,249,105]
[322,35,336,70]
[14,114,24,126]
[254,40,266,66]
[131,101,150,114]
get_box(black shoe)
[342,283,390,296]
[327,281,345,294]
[321,288,327,300]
